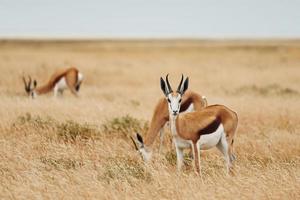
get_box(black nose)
[173,111,178,115]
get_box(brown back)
[36,67,78,94]
[176,105,238,143]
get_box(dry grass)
[0,40,299,199]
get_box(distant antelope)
[131,89,207,161]
[23,67,83,98]
[134,75,238,174]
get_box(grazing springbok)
[130,80,207,162]
[134,75,238,174]
[23,67,83,98]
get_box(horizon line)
[1,35,300,41]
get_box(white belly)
[56,77,68,90]
[184,103,195,113]
[198,124,224,150]
[54,72,83,92]
[174,136,192,149]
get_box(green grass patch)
[57,120,99,142]
[11,113,148,142]
[165,150,193,168]
[102,115,148,137]
[12,112,55,131]
[11,113,100,142]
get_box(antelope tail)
[202,95,208,107]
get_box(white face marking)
[27,83,37,99]
[30,91,37,99]
[138,147,152,162]
[166,93,182,117]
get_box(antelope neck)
[169,114,178,136]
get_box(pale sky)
[0,0,300,38]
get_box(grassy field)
[0,40,299,199]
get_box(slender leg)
[226,126,237,164]
[53,85,59,97]
[192,142,200,174]
[217,132,231,174]
[174,139,184,171]
[228,137,236,163]
[230,153,236,163]
[196,142,204,182]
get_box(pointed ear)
[160,77,168,96]
[136,133,144,144]
[33,80,37,88]
[182,77,189,94]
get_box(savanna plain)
[0,40,299,199]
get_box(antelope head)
[160,74,189,117]
[130,133,152,162]
[22,76,37,98]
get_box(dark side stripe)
[198,117,221,136]
[179,97,193,112]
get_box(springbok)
[23,67,83,98]
[134,75,238,174]
[130,82,207,162]
[154,90,207,154]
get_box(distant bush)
[102,115,148,137]
[11,113,100,142]
[57,120,99,142]
[12,113,148,142]
[12,112,55,131]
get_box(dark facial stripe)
[75,83,81,91]
[198,117,221,136]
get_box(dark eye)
[179,99,182,103]
[167,98,171,103]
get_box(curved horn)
[22,76,29,91]
[130,136,139,151]
[22,76,30,92]
[177,74,184,93]
[166,74,173,93]
[28,76,32,88]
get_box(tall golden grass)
[0,40,299,199]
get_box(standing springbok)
[134,75,238,174]
[131,89,207,162]
[23,67,83,98]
